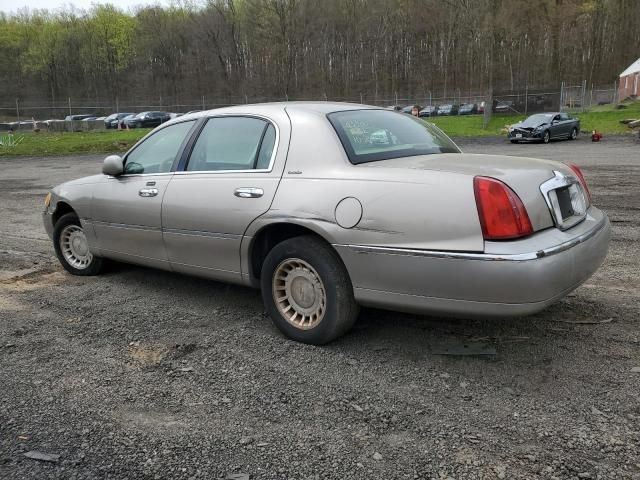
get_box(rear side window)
[187,117,275,172]
[328,109,460,164]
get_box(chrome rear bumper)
[334,207,610,318]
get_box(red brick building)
[619,58,640,100]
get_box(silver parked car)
[43,103,610,344]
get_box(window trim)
[119,118,200,178]
[179,114,280,175]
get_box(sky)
[0,0,177,14]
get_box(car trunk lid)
[363,153,581,232]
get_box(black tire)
[542,130,550,144]
[53,212,104,276]
[569,127,578,140]
[260,235,359,345]
[510,139,518,144]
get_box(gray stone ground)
[1,136,639,479]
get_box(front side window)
[187,117,275,171]
[124,120,195,174]
[328,109,460,164]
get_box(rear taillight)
[474,176,533,240]
[567,163,591,205]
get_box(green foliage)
[0,134,25,148]
[1,0,639,106]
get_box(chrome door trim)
[335,215,607,262]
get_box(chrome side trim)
[336,216,607,262]
[92,221,241,240]
[92,221,161,232]
[163,228,240,240]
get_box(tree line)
[0,0,639,110]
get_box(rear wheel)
[260,235,359,345]
[53,212,104,276]
[542,130,550,144]
[569,127,578,140]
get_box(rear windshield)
[328,109,460,164]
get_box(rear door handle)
[139,188,158,197]
[234,187,264,198]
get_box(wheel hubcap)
[272,258,326,330]
[60,225,92,269]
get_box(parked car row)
[389,98,549,117]
[55,111,189,129]
[389,103,482,117]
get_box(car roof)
[186,102,377,118]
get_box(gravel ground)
[1,136,639,480]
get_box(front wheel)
[53,212,104,276]
[260,235,359,345]
[542,130,550,144]
[510,139,518,144]
[569,127,578,140]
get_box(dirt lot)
[1,136,639,480]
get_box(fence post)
[202,95,205,110]
[524,83,528,115]
[115,96,119,114]
[15,98,20,122]
[613,81,617,104]
[559,82,564,112]
[589,84,593,108]
[68,97,72,117]
[581,79,587,112]
[395,91,398,106]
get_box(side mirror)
[102,155,124,176]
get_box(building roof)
[620,57,640,77]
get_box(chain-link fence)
[0,82,618,130]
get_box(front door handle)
[139,188,159,197]
[234,187,264,198]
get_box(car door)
[550,114,563,138]
[559,113,572,137]
[162,112,290,284]
[91,119,197,267]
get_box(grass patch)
[428,101,640,137]
[0,128,150,156]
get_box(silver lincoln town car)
[43,103,610,344]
